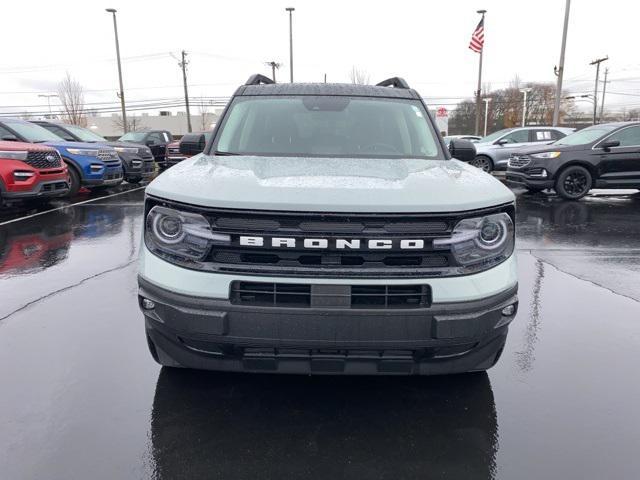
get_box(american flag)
[469,18,485,53]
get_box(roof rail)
[376,77,410,89]
[245,74,275,86]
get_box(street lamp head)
[477,9,487,14]
[286,7,295,12]
[520,88,533,93]
[105,8,116,13]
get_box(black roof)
[236,82,420,100]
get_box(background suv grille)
[508,155,531,168]
[25,151,62,169]
[97,149,121,166]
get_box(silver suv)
[470,126,575,172]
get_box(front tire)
[555,165,592,200]
[66,166,81,197]
[471,155,494,173]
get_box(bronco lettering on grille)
[239,236,425,250]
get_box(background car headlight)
[66,148,99,157]
[0,150,28,161]
[531,151,561,159]
[434,212,514,269]
[114,146,139,154]
[145,205,230,261]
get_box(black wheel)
[471,155,494,173]
[127,177,142,184]
[66,165,80,197]
[555,165,592,200]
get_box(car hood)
[44,141,113,150]
[146,154,515,213]
[514,143,588,155]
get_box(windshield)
[3,120,62,143]
[479,128,513,143]
[64,125,106,142]
[119,132,147,142]
[214,96,442,159]
[554,125,618,146]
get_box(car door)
[596,125,640,186]
[492,129,531,166]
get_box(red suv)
[0,141,70,203]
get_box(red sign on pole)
[436,107,448,118]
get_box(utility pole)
[483,97,492,137]
[266,61,281,82]
[520,88,532,127]
[599,67,609,122]
[38,94,58,117]
[179,50,192,133]
[552,0,571,126]
[105,8,127,133]
[286,7,295,82]
[474,10,487,136]
[590,56,608,125]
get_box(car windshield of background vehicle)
[119,132,147,142]
[479,128,512,143]
[65,125,107,143]
[4,120,62,143]
[215,96,442,159]
[555,125,618,146]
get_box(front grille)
[25,150,62,169]
[105,172,123,180]
[508,155,531,168]
[146,198,514,278]
[230,281,431,309]
[41,181,68,192]
[167,146,181,155]
[97,149,121,166]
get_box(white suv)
[138,75,518,375]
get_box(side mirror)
[495,139,509,146]
[1,134,18,141]
[600,140,620,151]
[449,139,476,163]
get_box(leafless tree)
[112,114,145,133]
[57,73,87,126]
[349,66,370,85]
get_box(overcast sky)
[2,0,639,116]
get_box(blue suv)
[0,118,123,196]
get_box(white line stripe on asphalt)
[0,186,146,227]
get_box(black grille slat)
[25,151,62,169]
[230,281,430,309]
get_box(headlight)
[0,150,28,161]
[145,206,230,261]
[434,212,514,269]
[67,148,99,156]
[114,146,139,154]
[531,151,561,159]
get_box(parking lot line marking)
[0,186,146,227]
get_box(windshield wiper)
[213,150,239,156]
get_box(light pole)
[285,7,295,83]
[552,0,571,126]
[483,98,492,137]
[106,8,127,133]
[590,56,608,125]
[520,88,532,127]
[38,94,58,117]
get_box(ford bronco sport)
[138,75,518,375]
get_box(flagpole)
[474,9,486,137]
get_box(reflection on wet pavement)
[1,188,640,479]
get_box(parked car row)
[460,122,640,200]
[0,118,210,206]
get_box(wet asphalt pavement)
[1,185,640,479]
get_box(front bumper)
[2,179,70,199]
[506,170,554,189]
[83,167,123,186]
[139,271,518,375]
